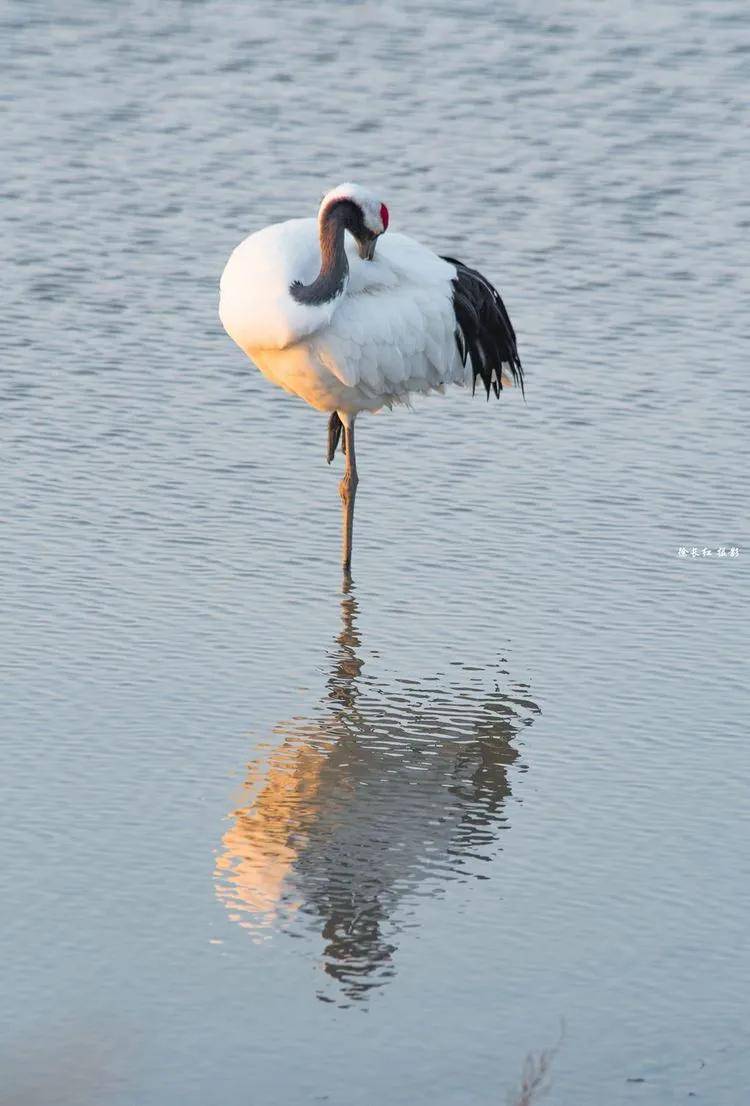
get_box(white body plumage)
[219,217,467,415]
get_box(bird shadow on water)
[214,585,540,1008]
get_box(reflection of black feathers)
[443,256,524,399]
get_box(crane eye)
[380,203,389,231]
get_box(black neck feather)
[290,200,358,306]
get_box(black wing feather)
[442,256,524,400]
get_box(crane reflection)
[215,589,540,1005]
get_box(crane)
[219,183,524,574]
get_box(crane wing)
[311,233,466,403]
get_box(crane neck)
[290,201,351,306]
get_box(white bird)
[219,183,524,574]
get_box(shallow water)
[2,1,748,1103]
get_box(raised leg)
[326,412,343,464]
[339,413,358,575]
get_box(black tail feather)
[442,256,524,400]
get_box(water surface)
[2,1,748,1103]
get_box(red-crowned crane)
[219,183,524,575]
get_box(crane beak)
[356,235,378,261]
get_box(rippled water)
[215,589,539,1005]
[2,1,748,1103]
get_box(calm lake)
[2,1,748,1103]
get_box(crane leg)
[338,413,358,575]
[326,412,344,464]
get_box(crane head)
[319,183,389,261]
